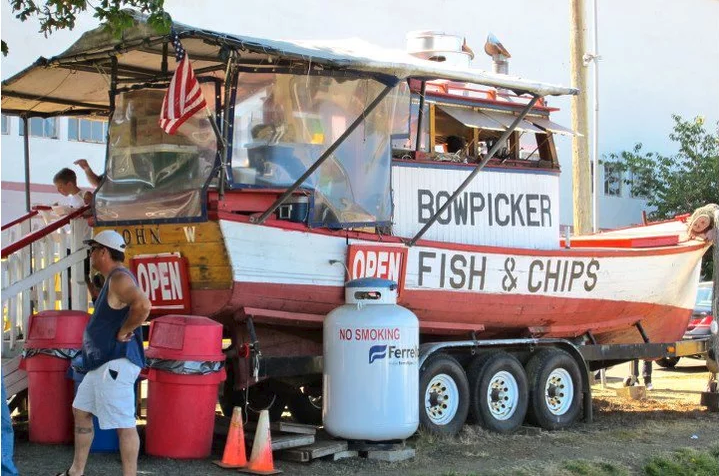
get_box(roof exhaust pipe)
[484,33,511,75]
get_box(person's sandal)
[56,470,83,476]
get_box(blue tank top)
[81,267,145,371]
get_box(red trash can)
[21,310,90,444]
[144,315,225,459]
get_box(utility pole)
[569,0,592,235]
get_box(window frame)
[603,163,622,197]
[1,114,9,135]
[19,117,59,139]
[68,118,108,144]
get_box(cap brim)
[83,239,99,246]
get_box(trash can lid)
[145,315,225,362]
[24,311,91,350]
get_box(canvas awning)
[526,115,576,136]
[1,11,577,118]
[439,105,545,133]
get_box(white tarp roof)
[1,12,577,117]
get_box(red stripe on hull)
[192,281,691,345]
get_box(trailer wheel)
[656,357,680,369]
[467,352,528,433]
[288,382,323,426]
[419,353,469,436]
[526,349,582,430]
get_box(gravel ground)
[11,360,719,476]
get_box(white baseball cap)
[84,230,127,253]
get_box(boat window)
[94,87,217,223]
[391,82,428,153]
[421,104,561,167]
[230,73,401,228]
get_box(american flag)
[159,31,207,135]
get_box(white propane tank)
[323,278,419,441]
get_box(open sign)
[346,245,408,294]
[130,254,192,314]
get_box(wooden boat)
[2,15,711,421]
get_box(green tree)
[604,114,719,279]
[3,0,171,56]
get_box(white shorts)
[73,358,141,430]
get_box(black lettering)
[511,194,525,226]
[584,259,600,291]
[495,194,510,226]
[453,193,469,225]
[468,256,486,290]
[135,228,146,245]
[418,189,434,223]
[540,195,552,227]
[418,251,435,287]
[150,227,161,244]
[439,253,447,287]
[436,191,452,225]
[568,261,585,291]
[544,259,562,293]
[449,254,467,289]
[526,194,540,226]
[528,260,543,293]
[561,260,569,291]
[122,229,132,245]
[469,193,484,226]
[487,193,493,226]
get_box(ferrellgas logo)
[368,345,387,364]
[368,344,419,365]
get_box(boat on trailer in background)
[2,14,713,436]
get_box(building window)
[1,115,9,135]
[628,171,650,199]
[603,163,622,197]
[68,118,108,143]
[19,117,58,139]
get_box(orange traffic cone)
[238,409,282,475]
[213,406,248,469]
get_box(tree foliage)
[605,115,718,220]
[3,0,171,56]
[604,115,719,279]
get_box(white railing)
[1,207,92,356]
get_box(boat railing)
[1,206,92,357]
[423,80,548,109]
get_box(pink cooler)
[22,310,91,444]
[144,315,225,458]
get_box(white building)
[2,0,718,227]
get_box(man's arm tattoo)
[75,426,94,434]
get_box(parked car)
[657,281,714,368]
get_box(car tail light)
[687,315,713,331]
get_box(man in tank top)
[57,230,151,476]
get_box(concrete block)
[329,450,359,461]
[615,385,646,400]
[366,448,416,462]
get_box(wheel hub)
[486,371,519,420]
[544,368,574,415]
[425,373,460,425]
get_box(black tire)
[287,383,323,426]
[525,348,582,431]
[467,352,528,433]
[656,357,680,369]
[419,353,470,436]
